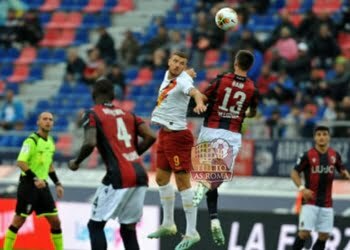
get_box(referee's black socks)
[120,224,139,250]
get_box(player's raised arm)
[189,88,207,114]
[136,121,156,155]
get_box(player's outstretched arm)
[340,169,350,180]
[189,88,207,114]
[136,123,156,155]
[68,127,97,171]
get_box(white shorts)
[91,184,147,224]
[299,205,334,233]
[197,126,241,170]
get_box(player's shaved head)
[37,112,54,133]
[92,79,115,102]
[38,112,53,120]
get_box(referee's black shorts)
[15,176,58,217]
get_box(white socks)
[180,188,198,236]
[159,183,175,227]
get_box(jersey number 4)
[219,88,247,117]
[116,117,132,148]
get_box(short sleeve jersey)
[17,133,55,180]
[151,70,194,130]
[294,147,346,207]
[204,73,258,133]
[82,103,148,189]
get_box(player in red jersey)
[68,79,156,250]
[291,126,350,250]
[192,50,259,246]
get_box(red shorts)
[157,128,194,172]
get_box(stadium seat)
[84,0,105,13]
[62,12,83,28]
[50,49,66,63]
[0,65,14,78]
[285,0,301,13]
[15,47,37,65]
[204,50,220,67]
[46,12,66,29]
[36,48,52,64]
[54,29,76,47]
[24,0,44,9]
[60,0,88,10]
[7,65,30,83]
[82,14,99,28]
[290,14,303,28]
[132,67,153,86]
[40,0,61,11]
[40,29,61,47]
[28,66,43,81]
[206,68,221,80]
[111,0,134,13]
[56,134,73,155]
[103,0,118,11]
[313,0,341,14]
[73,28,89,45]
[0,81,5,95]
[39,13,51,26]
[2,48,20,64]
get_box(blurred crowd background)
[0,0,349,162]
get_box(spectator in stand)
[143,26,169,55]
[322,99,337,122]
[232,28,264,53]
[310,24,340,69]
[256,64,278,95]
[264,9,296,50]
[269,48,287,73]
[303,68,327,100]
[119,30,139,66]
[0,9,20,48]
[283,105,301,138]
[274,27,298,62]
[297,10,318,41]
[334,96,350,137]
[267,68,295,104]
[191,11,210,69]
[266,109,283,138]
[246,0,270,14]
[17,9,42,46]
[315,11,337,37]
[301,104,318,138]
[338,6,350,33]
[65,48,86,83]
[326,56,350,100]
[166,30,187,54]
[107,63,126,100]
[83,48,103,85]
[96,27,116,64]
[151,48,167,71]
[286,42,311,86]
[0,90,24,130]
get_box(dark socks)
[312,239,326,250]
[120,224,139,250]
[292,235,306,250]
[87,219,107,250]
[206,188,219,220]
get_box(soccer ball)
[215,7,238,31]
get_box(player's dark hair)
[235,50,254,71]
[171,51,188,60]
[314,125,330,134]
[92,79,115,102]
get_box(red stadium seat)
[132,67,153,86]
[15,47,37,64]
[290,14,303,28]
[285,0,301,13]
[0,80,5,95]
[39,29,61,47]
[56,134,72,156]
[84,0,105,13]
[46,12,67,29]
[204,49,220,67]
[313,0,341,14]
[7,65,29,83]
[40,0,61,12]
[54,29,76,47]
[62,12,83,28]
[112,0,134,13]
[206,68,221,80]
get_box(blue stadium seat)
[98,13,111,27]
[279,104,291,118]
[5,83,19,94]
[73,29,89,45]
[36,100,50,110]
[50,49,66,63]
[153,69,166,81]
[36,48,52,64]
[39,13,51,25]
[2,48,20,63]
[28,66,43,81]
[74,84,90,94]
[0,65,13,78]
[23,0,43,9]
[82,14,98,28]
[196,70,206,82]
[125,68,138,82]
[300,0,314,13]
[59,84,73,94]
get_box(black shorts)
[16,176,58,217]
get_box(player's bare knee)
[298,230,311,240]
[175,173,191,191]
[47,216,61,229]
[318,233,329,241]
[155,169,171,186]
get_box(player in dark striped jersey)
[291,126,350,250]
[192,50,258,246]
[68,79,156,250]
